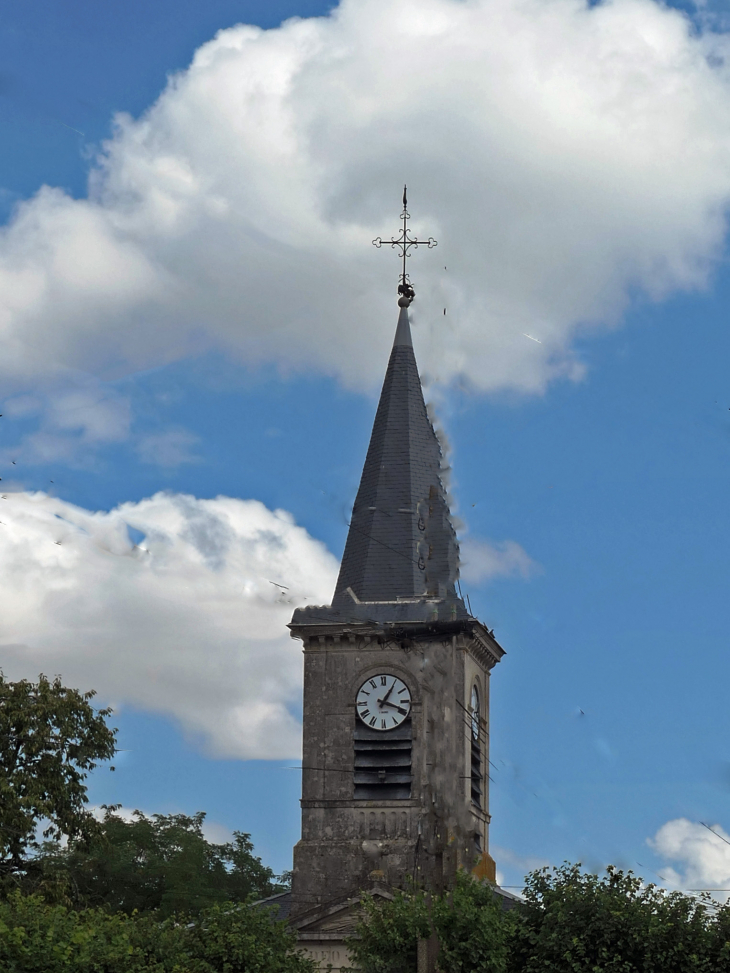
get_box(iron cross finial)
[373,185,437,307]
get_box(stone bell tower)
[286,191,505,965]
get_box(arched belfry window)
[470,684,483,811]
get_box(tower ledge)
[289,604,505,669]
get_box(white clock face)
[356,674,411,731]
[471,685,480,741]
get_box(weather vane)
[373,186,437,307]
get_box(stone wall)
[290,625,500,917]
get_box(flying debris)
[269,581,289,590]
[522,333,542,344]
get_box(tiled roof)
[332,306,462,607]
[250,890,292,921]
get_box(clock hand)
[376,683,397,711]
[381,701,408,715]
[381,682,396,706]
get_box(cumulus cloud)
[649,818,730,901]
[0,491,339,759]
[1,0,729,397]
[459,536,539,584]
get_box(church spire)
[332,192,461,610]
[333,301,462,608]
[292,192,467,627]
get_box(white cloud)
[649,818,730,902]
[2,378,131,466]
[1,0,729,396]
[1,379,201,469]
[459,536,539,584]
[0,491,339,759]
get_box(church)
[260,193,507,969]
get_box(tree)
[349,873,509,973]
[431,871,508,973]
[0,891,316,973]
[351,864,730,973]
[185,900,316,973]
[0,673,116,885]
[508,863,730,973]
[0,890,183,972]
[348,884,430,973]
[25,809,287,916]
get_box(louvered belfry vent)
[471,734,482,809]
[354,719,412,800]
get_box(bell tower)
[288,192,505,958]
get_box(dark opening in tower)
[354,719,412,800]
[470,685,483,811]
[471,734,483,808]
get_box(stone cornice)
[290,616,506,668]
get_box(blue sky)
[2,0,730,893]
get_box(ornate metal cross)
[373,186,437,306]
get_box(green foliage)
[348,885,430,973]
[0,891,315,973]
[508,863,730,973]
[431,872,508,973]
[0,672,307,968]
[185,901,316,973]
[350,873,509,973]
[0,673,116,883]
[351,865,730,973]
[23,810,286,917]
[0,891,183,972]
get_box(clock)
[356,674,411,731]
[470,685,480,741]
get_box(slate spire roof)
[332,305,462,608]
